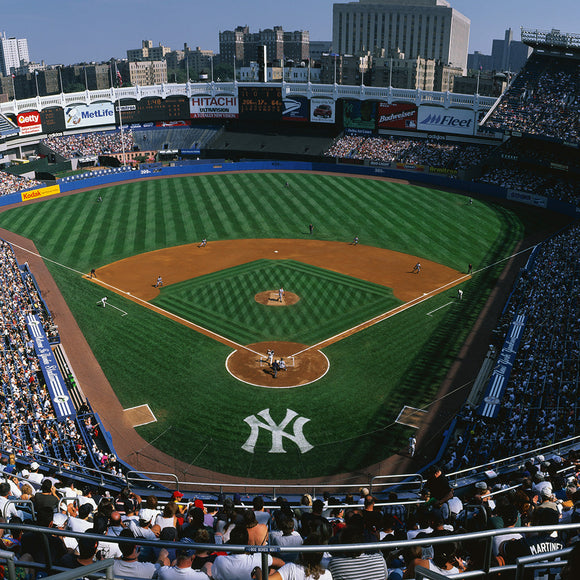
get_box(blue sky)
[4,0,579,65]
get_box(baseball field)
[0,171,562,479]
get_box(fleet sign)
[17,110,43,135]
[190,96,239,119]
[417,106,476,136]
[64,103,115,129]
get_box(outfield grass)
[0,172,556,478]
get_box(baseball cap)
[194,499,204,510]
[172,491,184,500]
[30,462,40,471]
[540,487,553,499]
[475,481,488,491]
[53,513,68,527]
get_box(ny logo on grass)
[242,409,313,454]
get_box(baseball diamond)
[0,171,567,479]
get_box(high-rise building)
[127,40,172,62]
[332,0,470,72]
[491,29,531,72]
[0,33,30,76]
[219,26,309,66]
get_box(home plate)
[124,404,157,427]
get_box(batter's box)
[396,405,428,430]
[124,404,157,427]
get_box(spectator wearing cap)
[158,546,210,579]
[536,487,559,516]
[112,528,169,579]
[27,462,43,485]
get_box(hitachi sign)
[191,97,237,107]
[421,114,472,128]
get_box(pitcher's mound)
[255,291,300,306]
[226,341,329,388]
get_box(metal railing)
[0,82,497,118]
[0,521,577,580]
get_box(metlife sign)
[64,103,115,129]
[417,106,476,136]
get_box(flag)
[116,70,123,87]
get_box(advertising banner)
[310,98,335,124]
[21,184,60,202]
[190,95,239,119]
[65,103,115,129]
[478,314,526,419]
[26,314,74,420]
[17,110,43,135]
[506,189,548,208]
[343,99,377,130]
[377,103,418,130]
[282,96,309,122]
[417,106,476,136]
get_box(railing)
[0,522,578,580]
[447,433,580,487]
[0,82,497,117]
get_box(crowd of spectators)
[0,239,120,479]
[444,224,580,473]
[485,55,579,143]
[325,136,493,170]
[476,167,578,205]
[1,462,579,579]
[0,171,43,197]
[41,130,135,160]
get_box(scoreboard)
[238,86,283,120]
[40,107,65,133]
[115,96,190,124]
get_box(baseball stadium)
[0,26,578,578]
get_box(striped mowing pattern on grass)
[0,172,545,478]
[152,259,401,345]
[0,173,504,273]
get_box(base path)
[227,341,329,388]
[95,238,461,304]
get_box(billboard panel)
[310,98,335,124]
[65,103,115,129]
[417,106,476,136]
[342,99,377,130]
[137,97,169,122]
[377,102,418,130]
[17,110,43,135]
[40,107,66,133]
[282,96,309,122]
[190,95,239,119]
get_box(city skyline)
[3,0,579,66]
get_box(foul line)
[427,301,454,316]
[291,243,538,357]
[12,238,536,361]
